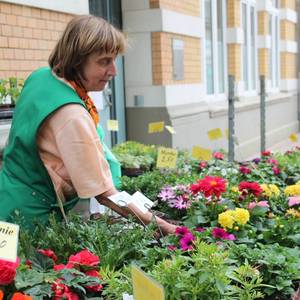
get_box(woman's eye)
[98,58,110,66]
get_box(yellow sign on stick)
[192,146,212,161]
[289,133,298,142]
[207,128,223,141]
[0,221,19,262]
[132,264,165,300]
[107,120,119,131]
[156,147,178,169]
[148,121,165,134]
[165,125,176,134]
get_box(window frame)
[202,0,227,101]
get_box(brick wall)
[228,44,241,81]
[0,2,73,79]
[227,0,241,27]
[280,0,296,10]
[152,32,201,85]
[281,53,297,79]
[258,48,269,77]
[150,0,200,17]
[280,20,296,41]
[258,11,269,35]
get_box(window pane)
[250,7,256,89]
[275,17,279,87]
[269,16,274,87]
[205,0,214,94]
[242,3,248,90]
[217,0,225,93]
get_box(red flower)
[0,290,4,300]
[85,270,103,292]
[272,166,281,175]
[212,228,236,241]
[261,150,272,156]
[68,250,100,268]
[190,176,227,198]
[52,280,79,300]
[213,152,224,160]
[239,181,262,197]
[175,226,191,236]
[37,249,57,263]
[239,166,251,174]
[53,263,74,271]
[0,258,20,285]
[11,293,33,300]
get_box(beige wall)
[0,1,73,79]
[149,0,200,16]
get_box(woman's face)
[81,52,117,92]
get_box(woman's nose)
[108,60,117,76]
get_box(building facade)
[0,0,299,159]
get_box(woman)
[0,15,176,235]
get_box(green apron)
[0,67,120,229]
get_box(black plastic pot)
[0,104,14,120]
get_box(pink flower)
[37,249,58,263]
[167,245,177,251]
[53,263,74,271]
[288,196,300,207]
[0,257,20,285]
[199,161,208,169]
[179,233,195,251]
[212,228,236,241]
[172,195,191,210]
[239,166,251,174]
[158,186,175,201]
[85,270,103,292]
[213,152,224,160]
[195,227,206,232]
[272,166,281,175]
[68,250,100,268]
[248,201,269,209]
[175,226,191,236]
[267,158,278,165]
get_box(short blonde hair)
[49,15,126,82]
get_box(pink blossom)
[248,201,269,209]
[179,233,195,251]
[267,158,278,165]
[199,161,208,169]
[288,196,300,207]
[213,152,224,160]
[212,227,236,241]
[239,166,251,174]
[167,245,177,251]
[175,226,191,236]
[272,166,281,175]
[195,227,206,232]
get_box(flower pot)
[121,167,144,177]
[0,104,15,120]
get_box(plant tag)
[132,264,165,300]
[122,294,134,300]
[192,146,212,161]
[0,221,19,263]
[207,128,223,140]
[156,147,178,169]
[107,120,119,131]
[289,133,298,142]
[148,121,165,133]
[165,125,176,134]
[108,191,133,207]
[131,191,154,214]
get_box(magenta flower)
[272,166,281,175]
[267,158,278,165]
[252,157,261,164]
[195,227,206,232]
[212,227,236,241]
[175,226,191,236]
[179,233,195,251]
[240,166,251,174]
[288,196,300,207]
[167,245,177,251]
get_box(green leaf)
[15,269,44,289]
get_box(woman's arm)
[96,190,177,235]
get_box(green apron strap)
[96,125,121,189]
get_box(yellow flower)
[218,211,235,229]
[231,186,239,193]
[286,208,300,219]
[284,185,300,196]
[233,208,250,225]
[261,184,271,197]
[269,184,280,197]
[296,180,300,186]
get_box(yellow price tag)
[148,121,165,134]
[289,133,298,142]
[192,146,212,161]
[207,128,223,141]
[132,265,165,300]
[156,147,178,169]
[165,125,176,134]
[0,221,19,262]
[107,120,119,131]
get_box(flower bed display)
[1,145,300,299]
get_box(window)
[269,5,280,89]
[242,1,257,92]
[204,0,227,96]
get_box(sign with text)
[156,147,178,169]
[192,146,212,161]
[0,221,19,262]
[131,191,154,214]
[107,120,119,131]
[148,121,165,134]
[132,264,165,300]
[165,125,176,134]
[207,128,223,141]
